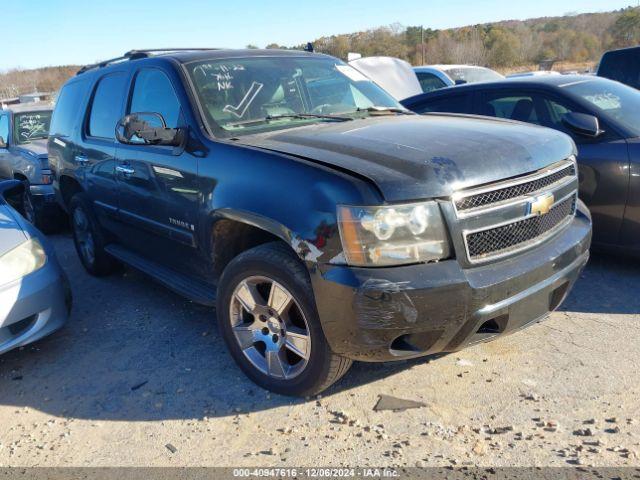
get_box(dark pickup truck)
[48,49,591,396]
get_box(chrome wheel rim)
[229,276,311,380]
[73,208,95,265]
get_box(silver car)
[0,180,70,354]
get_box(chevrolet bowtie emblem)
[529,193,555,216]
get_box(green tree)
[609,8,640,47]
[485,28,521,67]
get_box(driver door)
[114,66,202,277]
[537,93,630,247]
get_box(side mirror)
[0,180,26,216]
[0,136,6,148]
[561,112,604,138]
[454,79,467,85]
[115,112,185,147]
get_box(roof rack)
[76,48,220,75]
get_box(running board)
[105,244,217,306]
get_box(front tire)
[217,242,352,396]
[69,193,118,276]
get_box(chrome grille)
[466,194,576,260]
[455,163,576,212]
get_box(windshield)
[13,110,52,144]
[185,56,403,137]
[561,78,640,137]
[445,67,503,84]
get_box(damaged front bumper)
[311,207,591,362]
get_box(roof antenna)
[303,42,314,53]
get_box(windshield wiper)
[228,113,353,128]
[356,106,415,115]
[267,113,353,122]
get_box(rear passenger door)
[114,66,200,275]
[80,71,129,230]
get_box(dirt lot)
[0,233,639,468]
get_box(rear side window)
[129,69,182,128]
[0,115,8,144]
[88,73,128,139]
[416,72,447,93]
[50,80,90,136]
[599,50,640,89]
[411,95,470,114]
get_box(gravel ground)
[0,233,638,468]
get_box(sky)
[2,0,634,70]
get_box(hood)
[15,138,48,159]
[237,115,575,202]
[0,204,28,257]
[349,57,422,101]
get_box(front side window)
[13,111,52,144]
[416,72,447,93]
[480,94,541,124]
[185,56,401,137]
[0,115,8,145]
[129,69,182,128]
[88,73,128,139]
[561,78,640,137]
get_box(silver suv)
[0,104,64,232]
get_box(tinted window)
[0,115,8,144]
[411,95,470,114]
[129,69,182,128]
[415,72,447,93]
[50,80,90,136]
[599,50,640,89]
[88,73,128,139]
[480,94,541,124]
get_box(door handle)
[74,154,89,164]
[115,165,135,175]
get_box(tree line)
[2,6,640,99]
[271,6,640,68]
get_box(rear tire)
[69,193,118,276]
[217,242,352,396]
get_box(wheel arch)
[208,209,319,279]
[58,175,84,211]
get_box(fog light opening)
[477,318,501,334]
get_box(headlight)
[337,202,451,266]
[0,238,47,286]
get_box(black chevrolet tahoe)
[48,49,591,396]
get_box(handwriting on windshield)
[18,114,48,140]
[194,63,245,91]
[223,82,264,118]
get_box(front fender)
[199,141,381,267]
